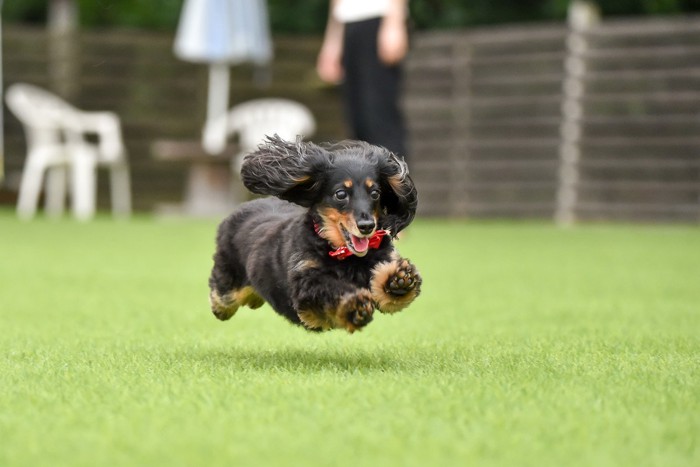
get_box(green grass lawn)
[0,210,698,467]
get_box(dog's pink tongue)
[351,235,369,253]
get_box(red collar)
[313,223,388,260]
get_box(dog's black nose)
[357,219,375,235]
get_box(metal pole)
[555,1,600,225]
[202,63,230,155]
[0,0,5,182]
[48,0,78,99]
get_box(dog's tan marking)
[298,309,334,331]
[343,179,353,188]
[294,175,312,184]
[234,286,265,309]
[341,212,359,235]
[374,205,382,224]
[210,286,265,321]
[291,258,321,273]
[210,290,239,320]
[365,178,376,189]
[320,206,340,222]
[387,174,406,195]
[318,207,349,248]
[370,260,420,314]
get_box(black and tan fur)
[208,136,421,333]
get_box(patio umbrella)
[174,0,273,153]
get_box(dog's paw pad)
[349,299,374,327]
[385,260,420,296]
[340,290,375,332]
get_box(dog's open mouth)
[341,225,371,256]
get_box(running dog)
[208,136,421,332]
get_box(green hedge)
[4,0,700,32]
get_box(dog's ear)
[241,135,329,207]
[377,149,417,235]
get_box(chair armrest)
[64,111,125,162]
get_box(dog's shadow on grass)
[183,346,417,373]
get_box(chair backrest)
[227,98,316,150]
[5,83,78,147]
[203,98,316,154]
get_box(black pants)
[342,17,407,159]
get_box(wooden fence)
[1,26,347,211]
[405,5,700,222]
[405,25,567,218]
[3,6,700,221]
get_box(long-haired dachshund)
[208,136,422,332]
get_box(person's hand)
[378,18,408,65]
[316,47,344,83]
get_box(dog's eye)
[334,189,348,201]
[370,189,381,200]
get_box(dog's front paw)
[337,289,375,333]
[385,259,421,297]
[371,258,422,314]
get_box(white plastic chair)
[5,83,131,220]
[202,98,316,166]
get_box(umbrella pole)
[203,63,230,154]
[0,0,4,182]
[207,63,230,124]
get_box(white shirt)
[333,0,390,23]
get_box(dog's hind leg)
[209,249,265,321]
[209,207,269,320]
[209,285,265,321]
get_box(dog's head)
[241,136,417,255]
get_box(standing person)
[316,0,409,160]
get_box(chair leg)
[109,162,132,218]
[45,166,68,218]
[71,155,97,221]
[16,158,46,220]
